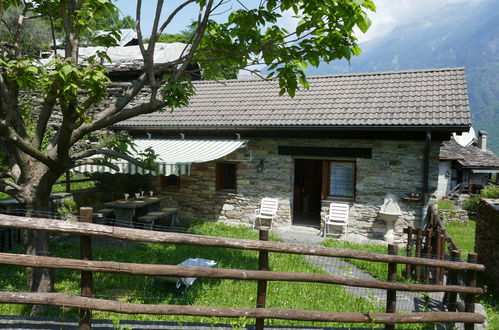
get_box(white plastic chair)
[320,202,349,238]
[254,198,279,229]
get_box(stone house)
[437,131,499,198]
[98,67,471,242]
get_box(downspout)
[422,130,431,229]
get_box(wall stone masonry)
[155,136,440,243]
[475,199,499,292]
[438,209,469,223]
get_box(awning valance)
[471,169,499,174]
[72,139,246,176]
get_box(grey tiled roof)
[440,139,499,169]
[118,67,471,129]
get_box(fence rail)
[0,291,485,324]
[0,214,484,271]
[0,208,485,330]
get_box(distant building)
[438,131,499,197]
[42,41,201,81]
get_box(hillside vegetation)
[310,0,499,154]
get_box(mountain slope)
[309,0,499,154]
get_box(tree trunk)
[19,168,58,315]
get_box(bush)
[480,184,499,198]
[462,196,481,213]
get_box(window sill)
[323,197,354,203]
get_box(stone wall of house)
[156,137,440,242]
[475,199,499,292]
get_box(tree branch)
[0,171,14,179]
[172,0,215,81]
[0,121,56,167]
[0,71,28,140]
[69,72,149,145]
[73,101,158,142]
[32,83,58,149]
[1,18,13,36]
[48,6,58,57]
[0,178,21,191]
[155,0,196,40]
[12,3,29,57]
[72,159,119,172]
[135,0,147,60]
[71,148,151,170]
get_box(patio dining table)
[104,196,165,227]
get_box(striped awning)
[72,139,246,176]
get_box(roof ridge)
[194,67,466,85]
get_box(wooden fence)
[403,204,473,313]
[0,207,486,330]
[404,205,460,283]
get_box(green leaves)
[356,12,372,33]
[194,0,375,97]
[0,58,43,89]
[45,58,110,114]
[101,131,138,155]
[161,76,196,111]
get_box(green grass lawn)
[444,220,499,329]
[437,199,456,210]
[445,220,476,259]
[322,240,409,282]
[324,231,499,329]
[1,222,388,328]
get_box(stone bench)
[136,211,167,229]
[93,208,114,225]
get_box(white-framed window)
[322,160,356,201]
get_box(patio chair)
[320,202,349,238]
[254,198,279,229]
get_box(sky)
[114,0,488,43]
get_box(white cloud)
[356,0,488,43]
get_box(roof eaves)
[113,124,470,132]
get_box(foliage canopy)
[0,0,374,298]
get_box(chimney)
[478,130,488,151]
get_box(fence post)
[425,228,433,284]
[385,244,398,330]
[464,253,478,330]
[415,228,422,281]
[434,229,442,284]
[255,229,269,330]
[79,207,93,330]
[405,226,413,279]
[438,229,447,284]
[444,250,461,311]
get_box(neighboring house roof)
[440,138,499,169]
[43,42,188,72]
[116,67,471,130]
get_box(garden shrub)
[462,196,481,213]
[480,184,499,198]
[462,185,499,214]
